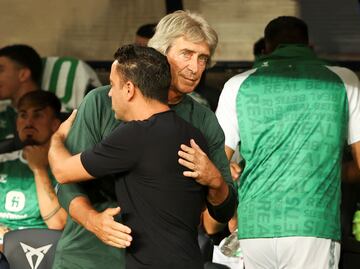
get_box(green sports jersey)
[41,57,102,112]
[216,45,360,241]
[0,101,16,140]
[0,150,47,230]
[54,86,234,269]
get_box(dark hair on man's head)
[0,44,42,84]
[136,23,157,39]
[17,90,62,119]
[113,44,171,104]
[264,16,309,51]
[253,37,265,57]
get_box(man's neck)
[128,100,170,121]
[167,88,184,105]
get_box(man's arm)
[57,86,132,248]
[179,139,228,205]
[178,140,237,223]
[69,196,132,248]
[25,145,67,229]
[342,160,360,183]
[351,141,360,169]
[200,145,238,234]
[344,67,360,179]
[48,110,94,183]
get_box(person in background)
[52,10,236,269]
[253,37,265,59]
[0,44,42,141]
[0,90,67,252]
[134,23,157,47]
[216,16,360,268]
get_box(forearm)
[202,208,238,235]
[33,169,67,229]
[351,141,360,170]
[207,176,229,205]
[49,133,73,181]
[206,182,237,223]
[342,160,360,183]
[58,182,89,211]
[202,209,226,235]
[69,196,100,234]
[49,133,92,183]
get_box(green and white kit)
[0,150,50,231]
[216,44,360,241]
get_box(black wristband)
[206,184,238,223]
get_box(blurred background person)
[0,44,42,141]
[0,90,67,252]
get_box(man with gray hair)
[52,10,236,269]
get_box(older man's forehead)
[170,36,210,55]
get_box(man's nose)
[24,116,35,126]
[187,55,198,74]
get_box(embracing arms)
[48,110,94,183]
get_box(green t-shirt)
[216,45,360,241]
[0,150,48,230]
[0,101,16,140]
[54,86,234,269]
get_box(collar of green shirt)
[253,44,330,68]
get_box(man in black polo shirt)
[49,44,210,268]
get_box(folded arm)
[25,144,67,229]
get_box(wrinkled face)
[108,61,128,120]
[0,56,23,101]
[166,36,210,97]
[16,105,60,145]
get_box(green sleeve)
[201,111,234,187]
[200,108,238,222]
[173,96,237,222]
[58,85,120,211]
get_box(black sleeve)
[206,184,238,223]
[80,122,142,178]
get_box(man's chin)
[177,83,196,94]
[22,139,40,146]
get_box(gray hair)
[148,10,218,65]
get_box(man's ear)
[125,81,136,101]
[18,67,31,83]
[52,118,62,133]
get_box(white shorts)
[239,237,340,269]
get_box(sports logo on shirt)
[20,242,52,269]
[0,174,7,183]
[0,119,6,129]
[5,191,25,212]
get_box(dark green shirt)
[0,102,16,140]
